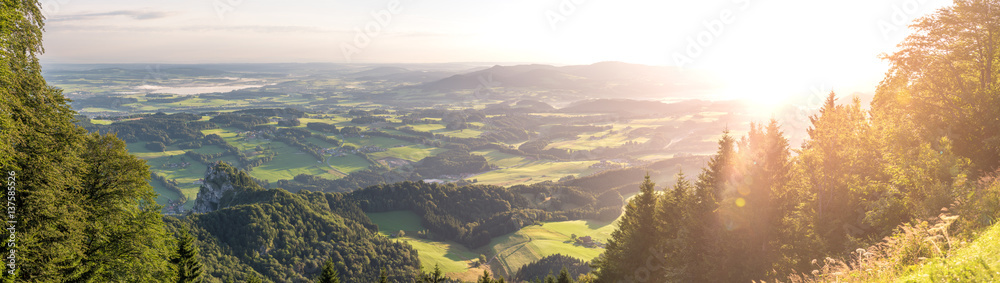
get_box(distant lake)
[138,84,267,95]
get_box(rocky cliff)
[192,162,261,213]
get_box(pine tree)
[689,131,735,282]
[478,269,493,283]
[655,171,694,281]
[380,268,389,283]
[557,267,574,283]
[317,258,342,283]
[419,264,446,283]
[592,174,658,281]
[173,230,204,283]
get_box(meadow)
[366,210,621,279]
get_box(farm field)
[366,211,481,277]
[366,210,620,279]
[248,143,342,182]
[368,145,446,162]
[472,160,600,186]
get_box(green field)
[366,211,479,275]
[126,143,185,159]
[366,210,621,279]
[325,154,371,174]
[368,145,447,162]
[126,143,204,207]
[148,176,180,204]
[249,142,341,182]
[473,160,599,186]
[470,149,529,168]
[546,124,652,151]
[486,219,617,277]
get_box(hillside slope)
[166,163,420,282]
[896,223,1000,282]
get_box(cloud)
[48,10,174,22]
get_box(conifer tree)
[688,131,736,282]
[655,171,694,281]
[592,174,657,281]
[557,267,574,283]
[173,230,204,283]
[478,269,493,283]
[317,258,341,283]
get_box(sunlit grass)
[472,160,599,186]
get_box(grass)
[435,128,483,139]
[407,123,446,132]
[368,145,447,162]
[546,129,649,151]
[895,223,1000,282]
[305,137,339,149]
[191,144,226,155]
[141,153,207,209]
[469,149,529,168]
[126,143,185,159]
[126,142,203,207]
[325,154,371,174]
[366,211,479,276]
[248,142,340,183]
[472,160,600,186]
[483,218,618,277]
[148,175,180,205]
[365,210,622,279]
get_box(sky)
[39,0,954,102]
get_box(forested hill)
[166,162,421,282]
[173,156,706,282]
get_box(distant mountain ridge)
[414,61,717,98]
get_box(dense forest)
[168,163,421,282]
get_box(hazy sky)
[40,0,953,99]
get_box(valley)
[49,62,746,280]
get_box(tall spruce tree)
[173,230,204,283]
[557,267,574,283]
[654,171,694,281]
[592,174,658,282]
[688,131,736,282]
[317,258,342,283]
